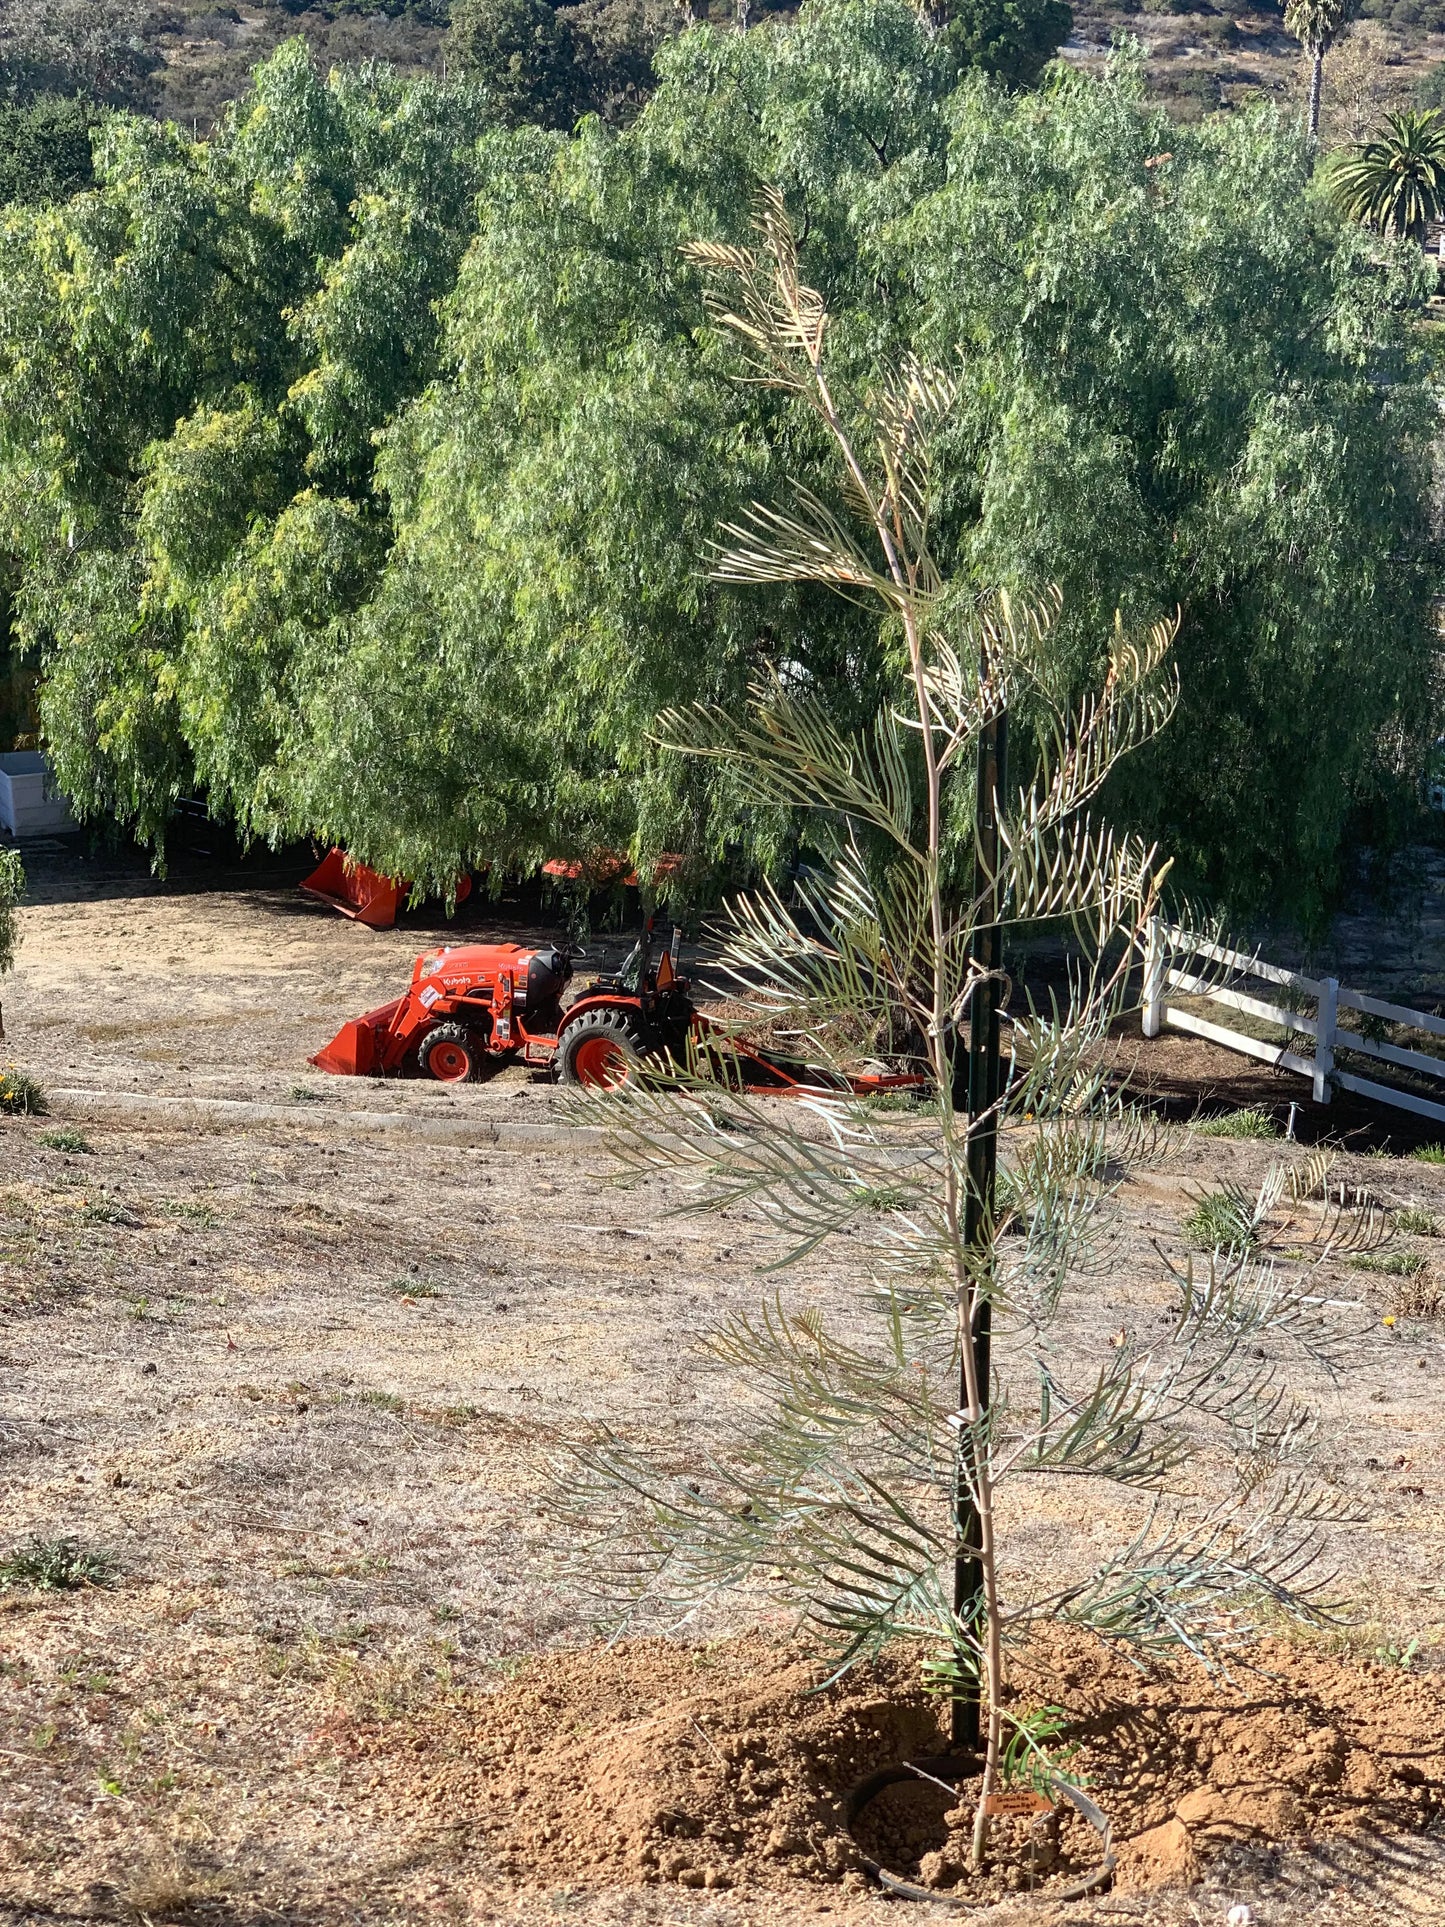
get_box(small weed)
[1393,1207,1438,1238]
[1193,1107,1279,1140]
[80,1198,141,1226]
[38,1128,93,1154]
[1414,1144,1445,1164]
[57,1653,113,1690]
[1349,1249,1428,1277]
[389,1276,441,1298]
[126,1297,154,1322]
[0,1068,46,1116]
[1375,1635,1421,1671]
[851,1183,913,1214]
[358,1390,405,1414]
[860,1088,927,1112]
[1181,1190,1257,1252]
[0,1537,119,1592]
[96,1772,124,1797]
[432,1602,461,1623]
[161,1200,217,1228]
[289,1083,325,1102]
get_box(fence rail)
[1142,920,1445,1129]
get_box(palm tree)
[1286,0,1352,142]
[1328,108,1445,242]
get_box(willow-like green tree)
[0,9,1436,920]
[557,203,1369,1888]
[0,848,21,980]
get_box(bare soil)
[2,844,1445,1926]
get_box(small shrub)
[288,1083,325,1102]
[1194,1107,1279,1140]
[1392,1207,1438,1237]
[0,1067,46,1116]
[1389,1272,1444,1318]
[0,1536,119,1591]
[1181,1189,1257,1251]
[38,1128,93,1154]
[1413,1143,1445,1164]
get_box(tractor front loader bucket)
[301,849,404,927]
[309,998,403,1075]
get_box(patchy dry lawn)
[2,849,1444,1924]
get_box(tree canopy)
[0,6,1437,926]
[0,96,100,206]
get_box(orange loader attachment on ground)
[300,849,472,928]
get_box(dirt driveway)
[1,847,1444,1926]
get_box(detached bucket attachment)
[301,849,404,928]
[310,999,402,1075]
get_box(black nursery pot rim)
[843,1751,1116,1908]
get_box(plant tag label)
[983,1789,1053,1817]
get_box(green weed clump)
[1181,1190,1257,1251]
[0,1067,45,1116]
[38,1127,93,1153]
[1350,1249,1428,1277]
[1392,1207,1438,1238]
[390,1277,441,1298]
[1414,1144,1445,1165]
[0,1536,118,1591]
[1193,1107,1279,1140]
[162,1199,217,1227]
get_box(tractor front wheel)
[418,1023,477,1083]
[557,1009,652,1090]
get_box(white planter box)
[0,751,76,837]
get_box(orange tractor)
[310,920,921,1095]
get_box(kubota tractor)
[310,919,923,1095]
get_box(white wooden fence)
[1142,920,1445,1129]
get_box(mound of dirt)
[349,1627,1445,1904]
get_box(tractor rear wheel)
[418,1023,477,1083]
[557,1008,652,1089]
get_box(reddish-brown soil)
[350,1628,1445,1904]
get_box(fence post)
[1142,917,1165,1040]
[1313,977,1338,1105]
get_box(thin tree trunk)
[959,700,1007,1870]
[1309,47,1323,143]
[954,698,1004,1752]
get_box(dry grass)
[0,857,1443,1924]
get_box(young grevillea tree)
[558,197,1366,1887]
